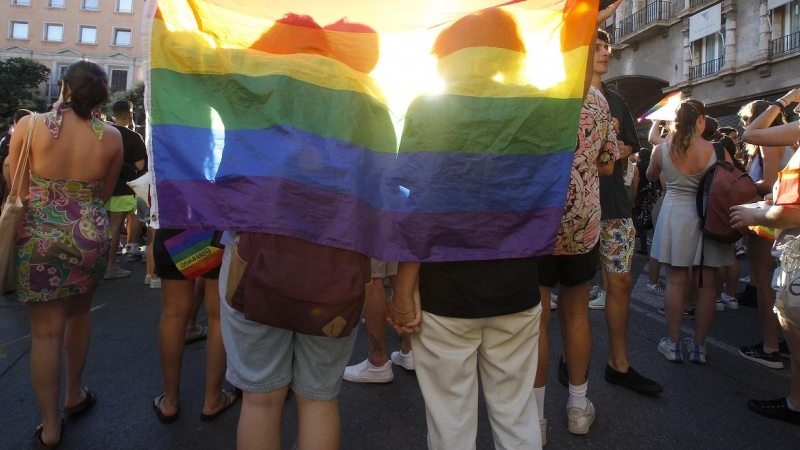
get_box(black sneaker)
[558,357,568,388]
[739,343,784,369]
[736,285,758,308]
[779,341,791,359]
[604,365,663,396]
[748,398,800,426]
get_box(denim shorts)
[218,233,357,400]
[220,299,357,400]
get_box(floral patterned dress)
[14,173,110,302]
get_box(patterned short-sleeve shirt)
[553,86,619,255]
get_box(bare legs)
[365,279,388,366]
[200,278,229,416]
[106,211,127,271]
[604,271,632,372]
[236,389,340,450]
[28,290,94,445]
[157,278,229,417]
[145,227,159,283]
[664,264,717,345]
[749,236,781,349]
[558,283,592,386]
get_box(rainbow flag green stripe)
[149,69,397,153]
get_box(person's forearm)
[648,121,664,145]
[743,88,800,146]
[395,262,421,297]
[762,206,800,229]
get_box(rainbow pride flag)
[164,230,223,279]
[640,91,681,122]
[145,0,600,262]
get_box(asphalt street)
[0,251,797,450]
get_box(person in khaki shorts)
[343,260,414,383]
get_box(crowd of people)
[2,1,799,449]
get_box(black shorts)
[537,244,600,288]
[153,228,221,280]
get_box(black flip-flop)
[184,326,208,345]
[153,393,179,424]
[200,389,240,422]
[34,418,63,450]
[64,387,97,416]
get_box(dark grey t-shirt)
[599,85,639,220]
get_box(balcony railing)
[689,0,715,8]
[689,56,725,79]
[769,30,800,57]
[617,1,671,41]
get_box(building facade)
[605,0,799,126]
[1,0,146,103]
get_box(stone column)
[683,26,693,79]
[759,0,771,57]
[723,3,737,68]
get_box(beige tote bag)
[0,115,36,292]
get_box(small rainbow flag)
[145,0,600,262]
[639,91,681,123]
[164,230,223,279]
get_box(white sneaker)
[658,337,683,362]
[684,338,707,364]
[343,359,393,383]
[739,275,750,284]
[646,282,666,295]
[589,285,602,299]
[104,265,131,280]
[391,350,415,371]
[149,278,162,289]
[567,399,595,435]
[144,274,152,285]
[720,292,738,310]
[540,419,547,446]
[716,299,726,311]
[588,291,606,309]
[550,293,558,310]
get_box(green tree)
[0,58,50,129]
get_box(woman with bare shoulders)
[647,99,734,364]
[7,60,122,449]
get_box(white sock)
[534,386,546,419]
[567,381,588,410]
[763,345,778,354]
[788,398,800,412]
